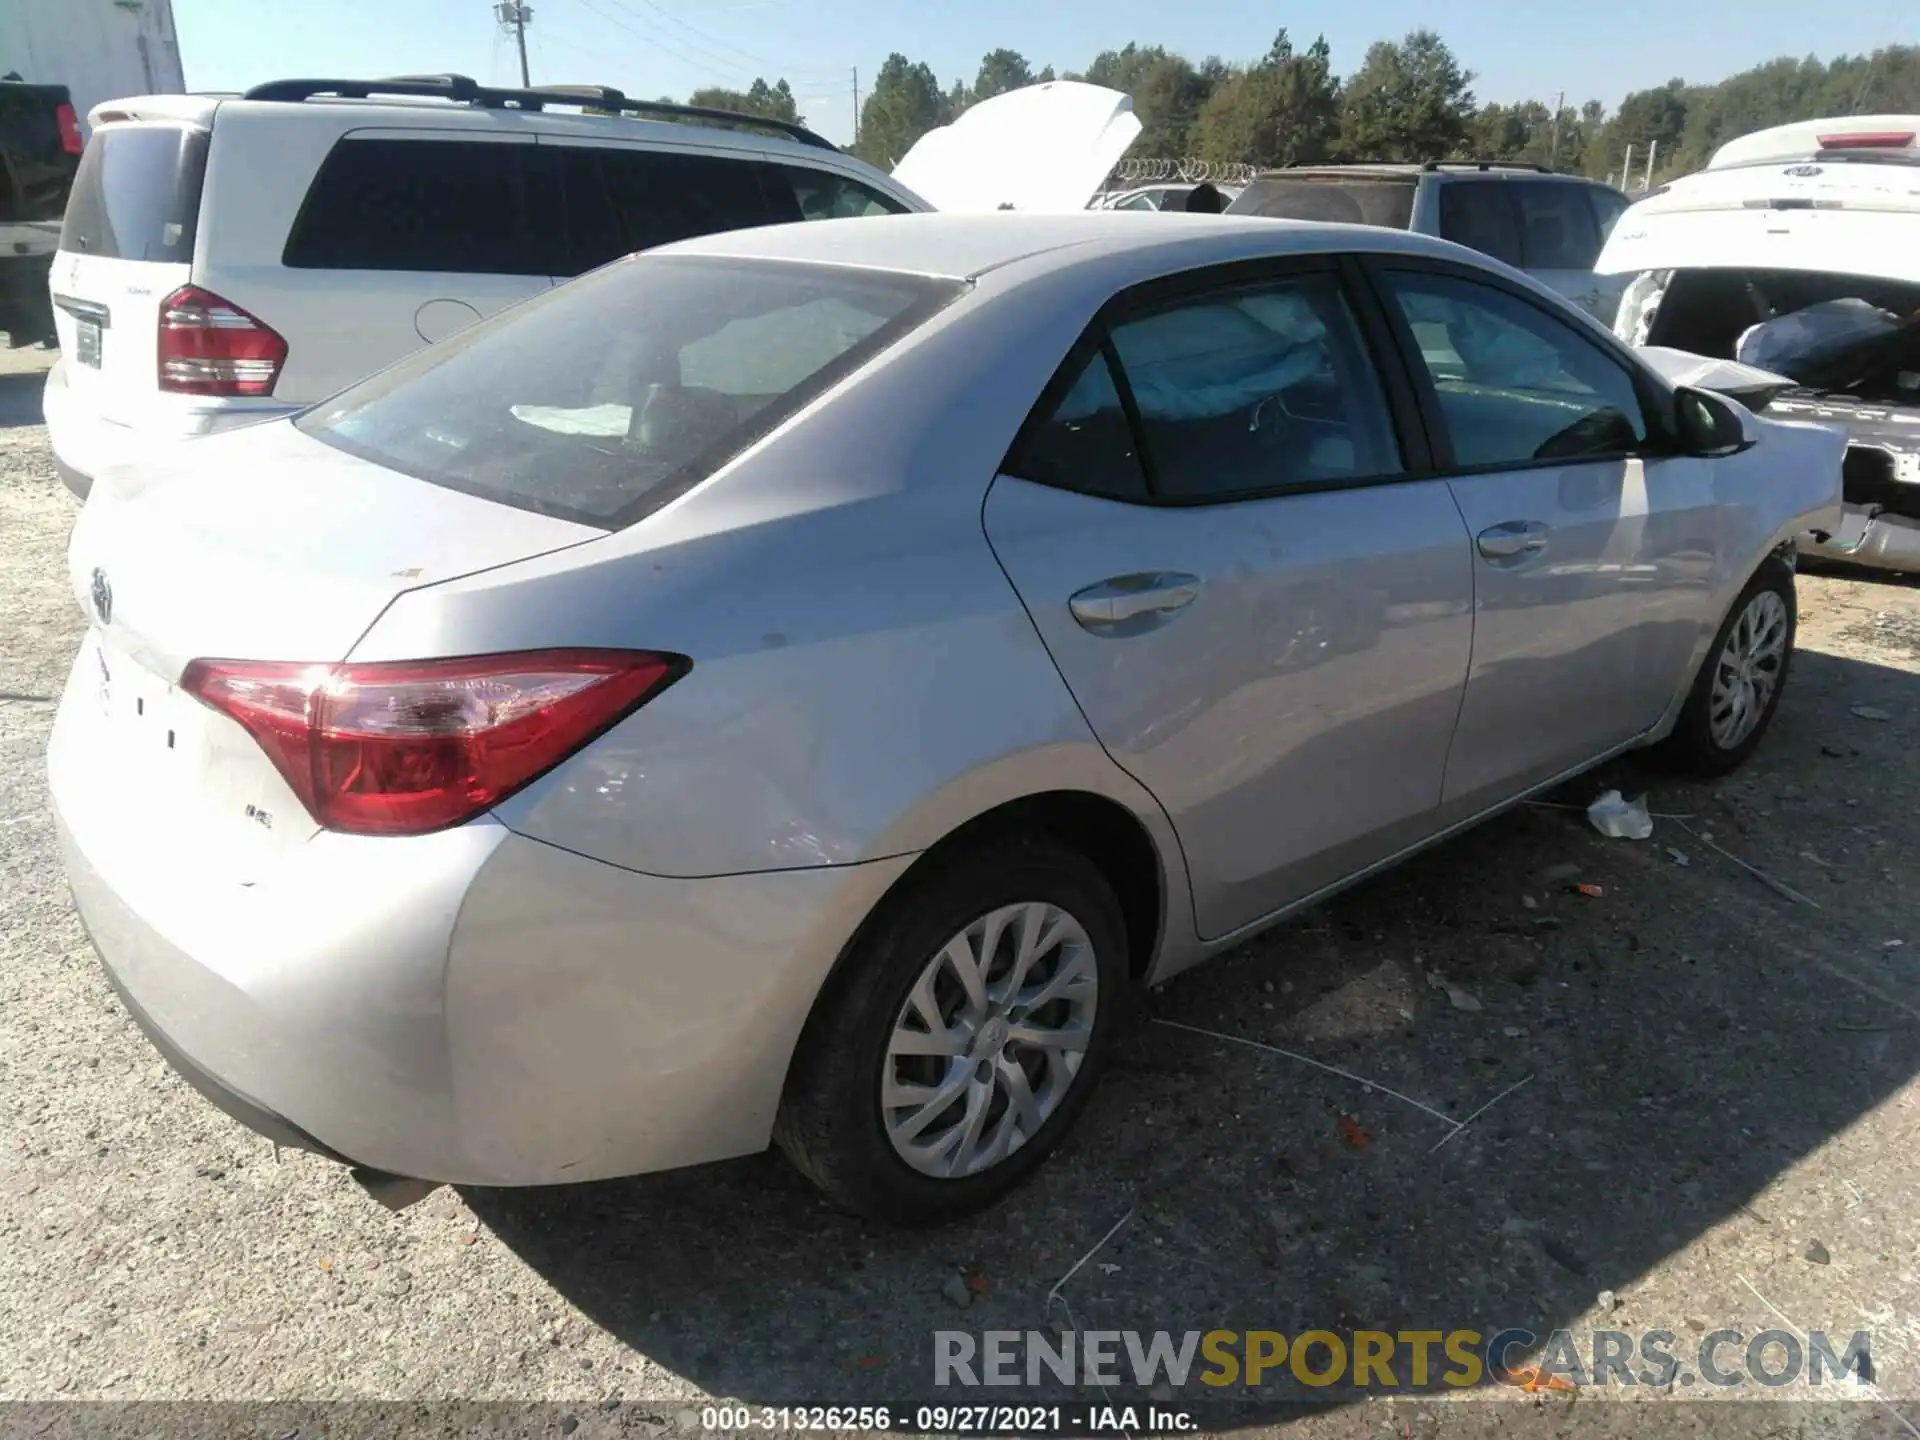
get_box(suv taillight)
[55,102,82,155]
[157,285,288,397]
[181,650,686,836]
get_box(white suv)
[44,74,926,499]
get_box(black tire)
[1660,555,1797,775]
[774,837,1128,1225]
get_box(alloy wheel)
[1709,589,1789,750]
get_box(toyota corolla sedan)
[51,213,1843,1224]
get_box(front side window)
[1437,182,1522,268]
[1384,271,1648,468]
[781,166,909,219]
[1587,186,1630,245]
[1514,181,1602,269]
[1107,275,1403,501]
[297,256,961,527]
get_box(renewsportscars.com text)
[934,1327,1874,1392]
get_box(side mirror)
[1673,386,1756,457]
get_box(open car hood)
[1596,156,1920,285]
[891,81,1142,214]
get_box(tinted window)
[297,256,961,527]
[284,138,548,274]
[1227,176,1417,228]
[1514,181,1601,269]
[1587,186,1630,245]
[59,124,208,263]
[597,147,799,252]
[781,166,909,219]
[1437,182,1521,267]
[1108,275,1403,501]
[1006,347,1148,501]
[1385,271,1647,468]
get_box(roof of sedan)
[655,210,1456,281]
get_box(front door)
[1371,263,1724,806]
[983,262,1475,939]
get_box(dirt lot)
[3,343,1918,1439]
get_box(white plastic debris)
[1588,789,1654,840]
[1850,705,1893,722]
[1447,986,1484,1013]
[1667,847,1691,867]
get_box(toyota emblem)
[1786,164,1823,177]
[90,567,112,625]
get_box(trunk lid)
[51,117,211,426]
[60,420,600,880]
[70,419,603,677]
[890,81,1141,214]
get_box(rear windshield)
[297,255,963,528]
[1227,176,1417,229]
[59,124,208,263]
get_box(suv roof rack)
[239,73,839,151]
[1421,160,1555,174]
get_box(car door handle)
[1069,572,1202,632]
[1476,521,1550,560]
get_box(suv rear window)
[59,124,208,263]
[297,255,962,527]
[1226,176,1416,228]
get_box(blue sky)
[174,0,1911,147]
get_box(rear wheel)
[1661,556,1796,774]
[775,838,1126,1225]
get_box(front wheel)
[774,838,1127,1225]
[1661,556,1796,775]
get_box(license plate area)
[75,318,102,368]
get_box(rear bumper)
[49,655,912,1184]
[42,359,300,501]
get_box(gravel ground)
[3,341,1918,1439]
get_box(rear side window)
[296,256,962,527]
[284,138,552,275]
[1514,181,1602,269]
[780,166,910,220]
[59,124,208,263]
[1006,347,1149,501]
[1226,177,1416,228]
[1437,182,1521,268]
[1109,276,1402,500]
[597,147,800,251]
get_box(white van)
[1596,116,1920,571]
[42,76,928,499]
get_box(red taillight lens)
[157,285,288,397]
[55,102,83,155]
[1818,131,1914,150]
[181,650,685,836]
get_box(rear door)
[266,132,555,399]
[1369,260,1724,805]
[51,121,209,425]
[983,259,1475,939]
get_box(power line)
[573,0,760,84]
[593,0,841,81]
[627,0,838,78]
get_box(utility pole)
[852,66,859,146]
[1547,90,1564,169]
[1643,138,1658,191]
[494,1,533,87]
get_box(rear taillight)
[1818,131,1914,149]
[55,102,82,155]
[181,649,685,836]
[157,285,288,397]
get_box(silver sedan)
[51,213,1843,1223]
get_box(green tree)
[972,48,1035,104]
[855,52,947,166]
[1336,30,1476,161]
[1084,44,1215,154]
[1191,30,1339,167]
[687,77,803,127]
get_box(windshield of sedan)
[297,256,964,528]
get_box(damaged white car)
[1598,115,1920,572]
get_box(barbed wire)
[1109,157,1260,186]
